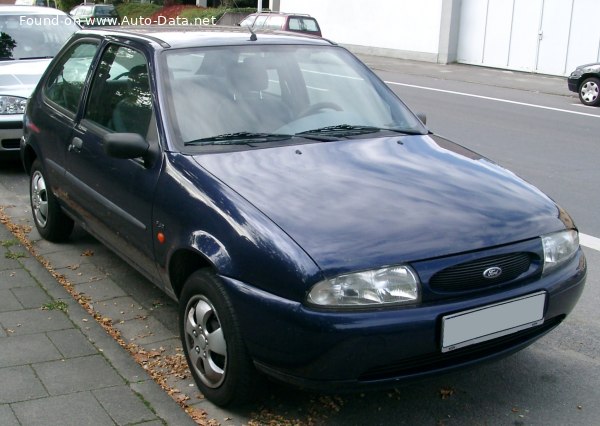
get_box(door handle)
[68,137,83,153]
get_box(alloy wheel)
[184,295,228,388]
[31,170,49,228]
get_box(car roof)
[78,25,333,49]
[250,12,315,17]
[0,5,68,15]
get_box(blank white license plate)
[441,292,546,353]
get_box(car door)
[37,39,100,199]
[64,42,163,280]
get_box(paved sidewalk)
[356,53,570,97]
[0,220,196,424]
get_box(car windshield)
[0,14,79,60]
[162,44,425,150]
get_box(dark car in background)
[21,26,586,406]
[567,62,600,106]
[0,5,79,156]
[239,12,322,37]
[70,3,119,26]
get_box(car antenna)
[248,26,257,41]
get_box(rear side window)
[263,15,286,30]
[288,17,320,32]
[44,41,99,115]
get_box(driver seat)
[112,65,153,137]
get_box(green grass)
[5,252,26,260]
[1,239,19,248]
[42,300,69,313]
[179,7,257,23]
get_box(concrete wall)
[278,0,458,63]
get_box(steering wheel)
[298,102,343,118]
[113,70,130,80]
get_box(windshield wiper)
[185,132,293,146]
[297,124,380,137]
[296,124,425,138]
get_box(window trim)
[82,42,153,135]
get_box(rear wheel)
[579,77,600,106]
[179,270,261,406]
[30,159,74,242]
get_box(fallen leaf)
[440,387,455,399]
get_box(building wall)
[275,0,597,76]
[457,0,600,76]
[278,0,446,62]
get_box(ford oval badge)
[483,266,502,279]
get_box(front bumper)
[567,76,580,93]
[221,249,586,391]
[0,114,24,153]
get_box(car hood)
[0,59,51,98]
[194,135,566,276]
[572,62,600,73]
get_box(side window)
[253,15,268,29]
[84,44,152,137]
[264,15,285,30]
[44,41,99,114]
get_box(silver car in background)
[0,5,78,156]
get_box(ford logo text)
[483,266,503,279]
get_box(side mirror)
[416,113,427,125]
[103,133,149,160]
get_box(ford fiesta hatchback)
[21,26,586,406]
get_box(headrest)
[230,56,269,93]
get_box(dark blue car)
[20,26,586,406]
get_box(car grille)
[358,316,562,382]
[429,252,533,292]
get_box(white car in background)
[0,6,78,157]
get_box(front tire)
[179,270,261,406]
[579,77,600,106]
[30,159,74,242]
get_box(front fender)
[153,153,323,302]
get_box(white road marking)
[384,81,600,119]
[580,233,600,252]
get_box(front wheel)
[30,159,74,242]
[179,270,261,406]
[579,77,600,106]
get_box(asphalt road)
[0,67,598,425]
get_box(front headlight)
[570,70,582,78]
[542,230,579,274]
[0,95,27,115]
[307,265,420,308]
